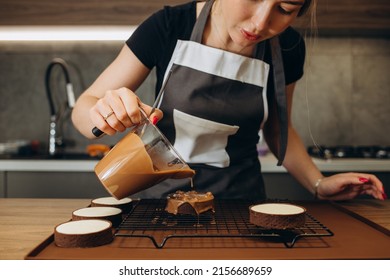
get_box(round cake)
[165,190,215,216]
[91,197,133,213]
[54,219,113,248]
[249,203,306,229]
[72,207,122,226]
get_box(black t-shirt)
[126,1,306,96]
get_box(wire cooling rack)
[114,199,334,248]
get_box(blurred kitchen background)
[0,0,389,199]
[1,0,389,151]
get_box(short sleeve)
[126,9,168,69]
[280,27,306,85]
[126,2,196,71]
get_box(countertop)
[0,154,389,172]
[0,198,90,259]
[0,198,388,260]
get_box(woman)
[72,0,385,200]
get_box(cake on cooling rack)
[249,203,306,229]
[91,197,133,213]
[165,190,215,216]
[72,206,123,226]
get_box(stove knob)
[323,148,333,159]
[335,149,346,158]
[376,149,387,159]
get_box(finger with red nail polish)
[359,177,369,183]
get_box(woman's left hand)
[316,173,386,201]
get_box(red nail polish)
[382,192,388,200]
[152,116,158,125]
[359,177,369,183]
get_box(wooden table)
[0,198,90,260]
[0,198,388,260]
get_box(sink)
[0,152,102,160]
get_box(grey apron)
[137,0,287,199]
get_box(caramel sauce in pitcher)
[95,133,195,199]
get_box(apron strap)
[190,0,214,43]
[254,41,266,61]
[270,36,288,166]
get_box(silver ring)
[103,111,114,121]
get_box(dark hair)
[298,0,312,17]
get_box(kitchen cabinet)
[0,0,389,36]
[0,0,184,25]
[293,0,390,36]
[6,171,108,198]
[0,172,5,197]
[264,173,313,200]
[1,157,389,198]
[1,170,308,199]
[265,172,390,200]
[3,170,389,199]
[3,170,311,199]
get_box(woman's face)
[218,0,305,45]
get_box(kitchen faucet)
[45,58,75,156]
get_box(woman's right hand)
[89,87,163,136]
[71,45,154,138]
